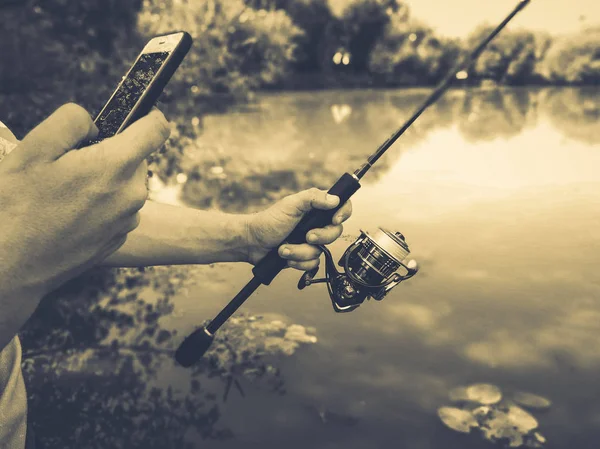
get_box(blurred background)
[1,1,599,448]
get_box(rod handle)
[174,327,214,367]
[252,173,361,285]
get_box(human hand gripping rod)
[175,0,532,367]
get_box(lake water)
[165,86,600,449]
[27,87,600,448]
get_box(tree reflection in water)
[457,88,536,142]
[540,87,600,145]
[20,266,315,448]
[176,88,598,214]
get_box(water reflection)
[541,88,600,145]
[178,88,599,214]
[23,87,600,449]
[21,266,323,448]
[457,88,537,142]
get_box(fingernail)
[334,215,343,225]
[307,233,317,242]
[281,248,291,257]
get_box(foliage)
[536,26,600,84]
[0,0,144,137]
[461,26,544,85]
[243,0,335,73]
[369,10,462,85]
[336,0,403,73]
[138,0,303,102]
[439,383,548,448]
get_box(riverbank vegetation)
[1,0,598,137]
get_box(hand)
[245,188,353,270]
[0,103,171,297]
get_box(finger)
[121,212,142,234]
[15,103,98,166]
[98,109,170,173]
[278,243,321,262]
[0,120,18,143]
[287,259,320,271]
[332,200,353,225]
[284,188,340,216]
[0,120,19,159]
[306,224,343,245]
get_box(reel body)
[298,228,418,312]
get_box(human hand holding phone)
[0,104,170,349]
[0,103,171,294]
[0,31,191,349]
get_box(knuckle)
[309,187,321,199]
[129,212,142,231]
[129,183,149,211]
[59,103,93,135]
[113,234,128,251]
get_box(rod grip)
[252,173,361,285]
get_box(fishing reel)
[298,227,418,312]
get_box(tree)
[138,0,302,100]
[537,26,600,85]
[369,12,462,85]
[0,0,144,137]
[464,25,541,85]
[243,0,335,72]
[338,0,404,73]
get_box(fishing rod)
[175,0,532,367]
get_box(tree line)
[0,0,597,136]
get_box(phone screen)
[95,51,170,139]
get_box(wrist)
[240,212,258,265]
[195,210,255,265]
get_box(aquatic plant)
[438,382,551,448]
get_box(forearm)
[101,201,251,267]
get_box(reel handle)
[252,173,361,285]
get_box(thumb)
[286,188,340,215]
[96,109,171,172]
[11,104,97,168]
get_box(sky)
[394,0,598,38]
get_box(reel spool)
[298,227,418,312]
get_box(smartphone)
[90,31,192,143]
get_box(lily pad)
[448,386,471,402]
[440,384,546,448]
[437,406,478,433]
[473,404,539,447]
[466,383,502,405]
[506,405,539,432]
[263,337,298,356]
[512,392,552,410]
[284,324,318,343]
